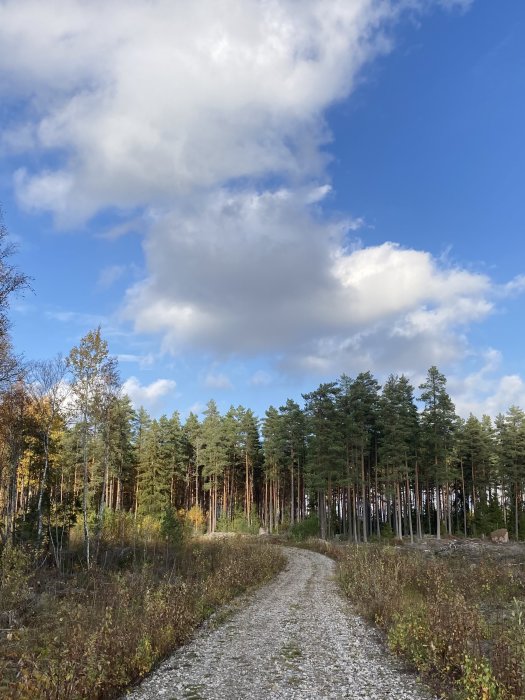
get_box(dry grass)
[302,538,525,700]
[0,536,285,700]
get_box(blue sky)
[1,0,525,419]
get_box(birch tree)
[67,328,119,567]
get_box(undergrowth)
[0,534,285,700]
[303,538,525,700]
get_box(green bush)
[459,655,504,700]
[290,515,320,541]
[491,598,525,697]
[160,507,186,545]
[216,507,261,535]
[380,522,394,539]
[472,495,505,537]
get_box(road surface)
[125,547,433,700]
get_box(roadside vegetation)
[302,536,525,700]
[0,514,285,700]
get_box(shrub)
[186,504,206,534]
[0,544,33,624]
[492,598,525,697]
[216,507,261,535]
[380,521,394,539]
[310,540,525,699]
[459,655,504,700]
[290,515,320,540]
[160,507,186,545]
[0,538,285,700]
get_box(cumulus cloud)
[122,376,176,409]
[1,0,493,380]
[123,185,496,375]
[0,0,402,223]
[449,350,525,418]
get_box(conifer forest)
[2,306,524,553]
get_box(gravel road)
[124,547,434,700]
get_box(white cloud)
[116,353,155,368]
[43,309,131,341]
[123,186,497,375]
[187,401,205,417]
[45,310,106,326]
[98,217,144,240]
[0,0,402,224]
[203,372,233,390]
[122,376,176,409]
[2,0,492,381]
[449,349,525,418]
[500,275,525,297]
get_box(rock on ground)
[124,547,435,700]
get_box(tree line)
[1,330,524,557]
[0,213,524,562]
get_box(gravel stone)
[124,547,435,700]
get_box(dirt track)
[124,547,434,700]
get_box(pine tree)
[344,372,381,542]
[183,412,203,509]
[157,412,185,510]
[303,382,344,539]
[238,407,261,527]
[419,366,457,540]
[279,399,306,525]
[455,414,495,536]
[137,419,172,517]
[132,407,151,518]
[201,400,228,532]
[496,406,525,539]
[262,406,285,533]
[108,395,136,511]
[379,374,419,541]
